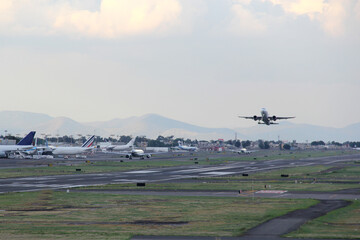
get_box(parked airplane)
[173,141,198,151]
[50,135,95,157]
[0,131,36,158]
[103,137,136,151]
[231,148,256,154]
[239,108,295,125]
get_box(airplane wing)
[272,116,295,120]
[238,116,261,120]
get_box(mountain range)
[0,111,358,142]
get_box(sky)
[0,0,359,129]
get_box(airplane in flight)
[50,135,95,157]
[102,137,136,152]
[0,131,36,158]
[173,141,198,151]
[238,108,295,125]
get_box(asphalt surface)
[1,153,360,193]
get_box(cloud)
[267,0,325,18]
[228,2,266,35]
[54,0,182,38]
[0,0,14,24]
[266,0,354,36]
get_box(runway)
[0,153,359,193]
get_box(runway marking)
[200,171,236,176]
[125,170,158,174]
[173,165,237,174]
[256,190,287,194]
[113,179,148,182]
[325,159,352,164]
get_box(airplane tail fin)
[17,131,36,146]
[127,136,137,148]
[81,135,95,148]
[178,141,183,146]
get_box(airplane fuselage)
[0,145,34,158]
[126,149,151,159]
[261,109,270,125]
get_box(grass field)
[80,180,358,192]
[0,157,224,179]
[287,200,360,239]
[0,190,316,240]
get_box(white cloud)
[54,0,182,38]
[318,0,347,36]
[267,0,325,18]
[229,3,266,35]
[0,0,182,38]
[0,0,14,24]
[266,0,354,36]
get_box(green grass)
[287,200,360,239]
[81,180,357,192]
[0,158,225,179]
[0,191,316,239]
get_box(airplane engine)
[146,154,151,158]
[126,154,131,158]
[253,115,257,121]
[0,152,8,158]
[272,115,277,121]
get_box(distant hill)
[0,111,242,140]
[0,111,358,141]
[85,114,243,140]
[0,111,99,137]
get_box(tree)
[235,140,241,148]
[311,141,325,146]
[259,140,270,149]
[242,140,251,148]
[283,144,291,150]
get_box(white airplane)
[231,148,255,154]
[174,141,198,151]
[103,137,136,151]
[239,108,295,125]
[50,135,95,157]
[105,148,153,159]
[125,148,152,159]
[0,131,36,158]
